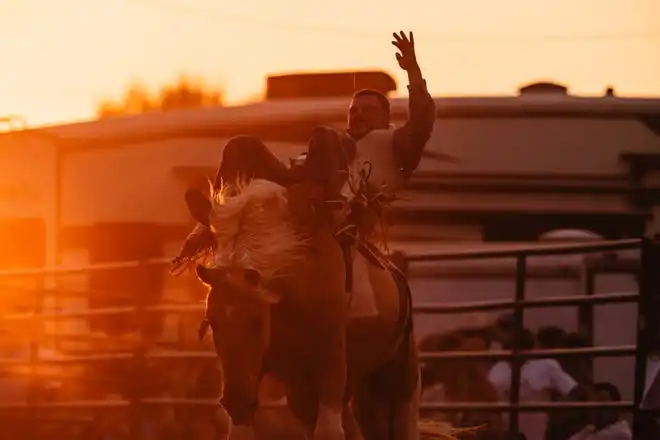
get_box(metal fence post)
[508,254,527,436]
[632,237,659,439]
[27,273,45,440]
[579,264,595,379]
[130,260,147,440]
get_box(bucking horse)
[181,172,421,440]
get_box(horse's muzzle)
[221,394,258,426]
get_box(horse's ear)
[185,188,212,227]
[198,319,210,340]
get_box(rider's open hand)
[392,31,418,72]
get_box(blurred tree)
[96,75,224,118]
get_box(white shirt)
[568,421,632,440]
[642,355,660,409]
[488,358,578,401]
[489,359,579,440]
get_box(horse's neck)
[265,226,337,320]
[265,298,322,380]
[263,227,345,371]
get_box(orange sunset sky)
[2,0,660,127]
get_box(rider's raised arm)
[392,72,436,177]
[389,31,437,179]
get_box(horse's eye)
[243,268,261,286]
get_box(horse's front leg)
[343,402,364,440]
[314,327,348,440]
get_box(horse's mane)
[208,179,310,281]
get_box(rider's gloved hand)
[170,228,216,273]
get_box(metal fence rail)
[405,238,657,438]
[0,238,657,439]
[2,291,640,321]
[402,238,642,261]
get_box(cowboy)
[174,30,436,267]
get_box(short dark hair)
[352,88,390,115]
[521,329,535,350]
[419,332,462,352]
[565,332,589,348]
[537,326,567,349]
[502,328,535,350]
[495,313,516,331]
[593,382,622,401]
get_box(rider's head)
[348,89,390,139]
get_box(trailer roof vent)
[518,81,568,96]
[266,70,397,100]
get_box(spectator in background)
[537,326,568,350]
[420,330,505,440]
[562,332,593,385]
[545,384,592,440]
[488,328,579,440]
[490,313,516,350]
[420,333,463,403]
[487,329,537,400]
[519,331,578,440]
[568,382,631,440]
[536,326,570,400]
[456,327,493,351]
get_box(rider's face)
[347,94,389,139]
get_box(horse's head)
[184,181,306,425]
[196,263,280,425]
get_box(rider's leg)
[213,135,293,189]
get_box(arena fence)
[0,238,658,439]
[401,238,660,439]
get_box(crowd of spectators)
[420,314,636,440]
